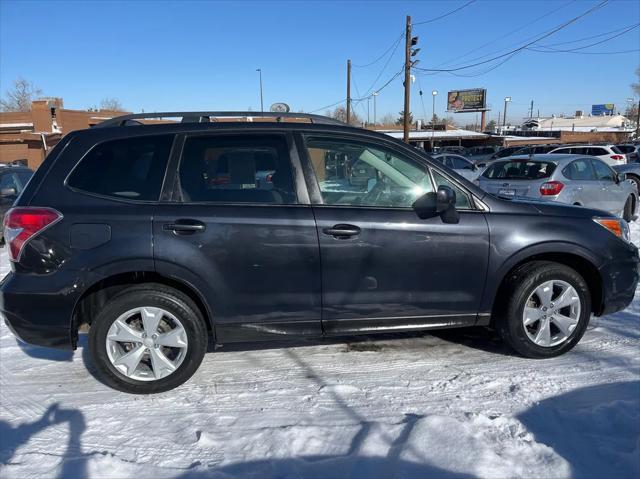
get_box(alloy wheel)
[105,306,189,381]
[522,280,581,347]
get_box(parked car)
[463,145,500,165]
[612,162,640,193]
[549,145,627,166]
[513,144,561,155]
[615,144,639,163]
[472,145,524,169]
[433,145,466,154]
[0,165,33,242]
[2,112,638,394]
[431,153,480,181]
[477,154,637,221]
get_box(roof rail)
[94,111,346,128]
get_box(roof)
[381,128,488,140]
[501,154,587,163]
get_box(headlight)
[593,217,630,243]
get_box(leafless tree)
[0,78,42,112]
[632,66,640,96]
[100,97,125,111]
[327,105,361,126]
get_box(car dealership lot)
[1,223,639,479]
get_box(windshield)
[482,160,557,180]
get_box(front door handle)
[163,220,206,234]
[322,224,361,238]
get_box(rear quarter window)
[67,135,173,201]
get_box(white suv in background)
[549,145,627,166]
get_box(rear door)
[153,131,321,341]
[561,158,597,207]
[591,158,626,213]
[298,132,490,334]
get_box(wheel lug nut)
[152,334,158,339]
[142,333,147,338]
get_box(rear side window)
[68,135,173,201]
[562,159,594,180]
[178,134,296,204]
[587,147,607,156]
[483,160,556,180]
[553,148,571,154]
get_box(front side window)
[68,135,173,201]
[305,136,433,208]
[431,169,471,208]
[178,135,296,204]
[591,159,615,181]
[450,156,473,170]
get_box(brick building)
[0,98,126,169]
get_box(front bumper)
[597,243,640,316]
[0,270,86,350]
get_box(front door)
[591,158,626,214]
[299,133,490,334]
[154,132,321,341]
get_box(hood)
[484,195,613,219]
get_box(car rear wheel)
[496,261,591,358]
[88,284,207,394]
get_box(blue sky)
[1,0,639,124]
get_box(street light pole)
[503,96,511,131]
[256,68,264,113]
[431,90,437,150]
[373,92,378,125]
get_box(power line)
[530,22,639,52]
[414,0,609,73]
[538,22,640,47]
[352,33,403,68]
[413,0,477,25]
[431,0,577,68]
[528,48,639,55]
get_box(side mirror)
[0,187,17,198]
[412,185,460,224]
[616,172,626,183]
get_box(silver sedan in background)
[477,154,638,221]
[431,153,481,181]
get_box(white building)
[520,114,632,133]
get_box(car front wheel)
[88,284,207,394]
[497,261,591,358]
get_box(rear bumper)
[597,244,640,316]
[0,270,87,350]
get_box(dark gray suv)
[1,112,638,394]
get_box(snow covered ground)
[1,223,639,479]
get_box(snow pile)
[0,222,639,478]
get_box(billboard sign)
[591,104,615,116]
[447,88,487,112]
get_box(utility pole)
[373,92,378,125]
[636,99,640,139]
[346,59,351,125]
[503,96,511,131]
[403,15,412,143]
[256,68,264,113]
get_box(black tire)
[496,261,591,359]
[88,284,208,394]
[623,196,633,222]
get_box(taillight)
[610,155,624,161]
[540,181,564,196]
[3,207,62,262]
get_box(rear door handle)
[322,224,361,238]
[163,220,206,234]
